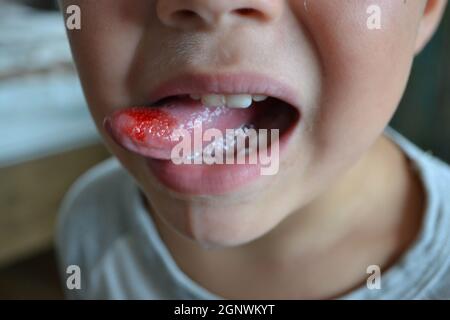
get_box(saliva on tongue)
[105,100,259,160]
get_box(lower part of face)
[61,0,426,247]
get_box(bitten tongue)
[105,99,258,160]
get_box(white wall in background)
[0,2,100,168]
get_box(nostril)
[173,9,198,20]
[158,2,277,30]
[233,8,264,19]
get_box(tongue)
[105,99,257,160]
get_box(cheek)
[63,0,152,118]
[297,0,423,157]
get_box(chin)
[172,207,273,249]
[188,229,266,250]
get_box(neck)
[147,133,424,299]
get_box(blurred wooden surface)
[0,144,110,268]
[0,249,63,299]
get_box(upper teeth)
[190,94,268,109]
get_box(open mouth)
[105,93,300,161]
[104,73,302,195]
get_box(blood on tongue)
[121,107,178,142]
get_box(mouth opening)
[106,93,300,161]
[152,94,300,134]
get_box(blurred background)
[0,0,448,299]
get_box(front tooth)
[226,94,253,109]
[202,94,225,107]
[252,95,268,102]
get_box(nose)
[156,0,283,30]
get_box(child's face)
[62,0,444,247]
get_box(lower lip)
[145,125,296,195]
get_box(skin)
[60,0,447,298]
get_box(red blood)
[121,107,177,142]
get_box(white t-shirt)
[56,127,450,299]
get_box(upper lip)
[147,72,301,111]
